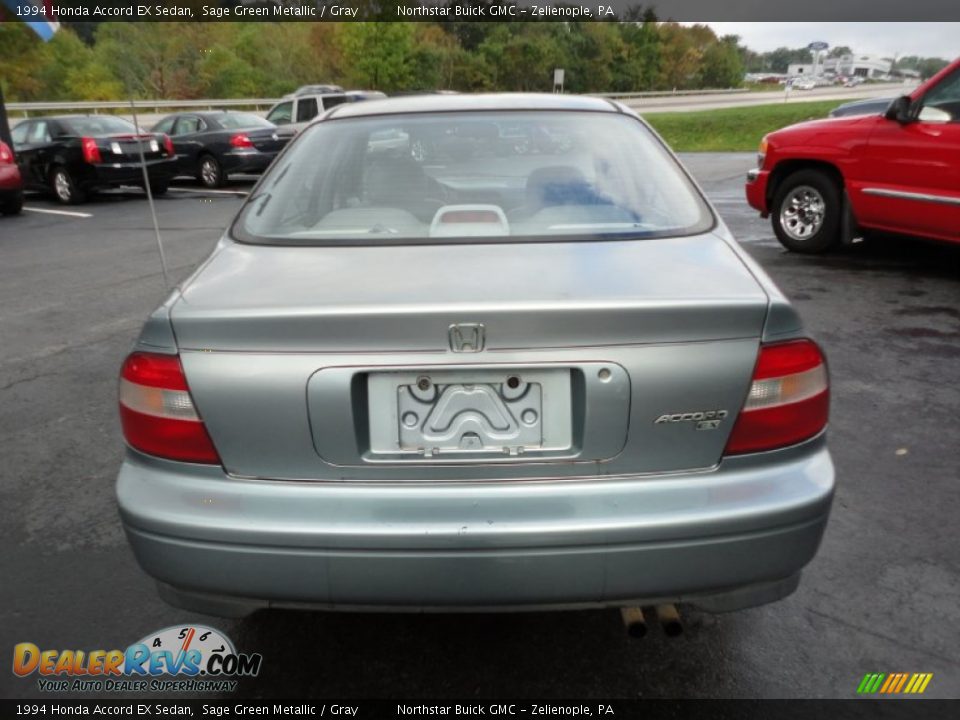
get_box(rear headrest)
[526,166,591,207]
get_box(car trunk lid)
[171,233,770,479]
[243,127,286,154]
[98,133,167,162]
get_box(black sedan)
[10,115,177,204]
[151,112,288,188]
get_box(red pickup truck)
[746,58,960,253]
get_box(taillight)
[230,133,253,148]
[724,339,829,455]
[162,134,175,157]
[0,141,13,164]
[81,137,101,164]
[119,352,220,464]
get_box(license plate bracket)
[368,368,572,459]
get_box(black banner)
[5,0,960,22]
[1,700,959,719]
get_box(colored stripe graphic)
[857,672,932,694]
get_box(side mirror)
[884,96,913,123]
[917,106,952,123]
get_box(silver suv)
[265,85,349,138]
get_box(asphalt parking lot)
[1,154,958,700]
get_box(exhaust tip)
[619,607,648,639]
[655,603,684,637]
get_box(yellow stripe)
[911,674,927,694]
[894,673,910,693]
[917,673,933,694]
[904,674,919,693]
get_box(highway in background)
[6,82,911,128]
[621,81,910,112]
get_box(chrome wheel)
[200,158,220,187]
[53,170,72,202]
[779,185,826,241]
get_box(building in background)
[823,55,892,79]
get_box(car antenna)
[129,97,170,289]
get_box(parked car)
[117,93,834,619]
[265,87,349,138]
[10,115,176,204]
[152,111,288,188]
[792,79,817,91]
[829,97,894,118]
[0,140,23,215]
[747,57,960,253]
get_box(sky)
[700,23,959,59]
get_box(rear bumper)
[117,437,834,615]
[745,168,771,216]
[85,158,177,188]
[0,164,22,192]
[221,149,278,175]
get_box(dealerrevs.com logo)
[12,625,262,693]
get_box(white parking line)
[23,207,93,218]
[168,187,249,196]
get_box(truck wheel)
[50,166,86,205]
[771,169,841,254]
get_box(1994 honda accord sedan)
[116,94,834,618]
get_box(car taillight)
[81,137,101,164]
[119,352,220,464]
[0,141,13,164]
[725,339,829,455]
[230,133,253,148]
[162,134,175,157]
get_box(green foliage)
[338,22,416,91]
[645,100,841,152]
[8,20,944,102]
[895,56,951,80]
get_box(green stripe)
[856,673,874,693]
[869,673,887,693]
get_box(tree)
[896,56,951,79]
[0,22,49,100]
[764,47,814,74]
[698,35,745,89]
[338,22,415,91]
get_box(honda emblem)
[448,323,485,353]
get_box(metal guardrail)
[6,98,281,116]
[585,88,748,100]
[5,90,751,116]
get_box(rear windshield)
[235,111,714,245]
[63,116,137,135]
[216,113,273,129]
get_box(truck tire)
[771,169,841,254]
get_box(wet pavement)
[1,155,957,700]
